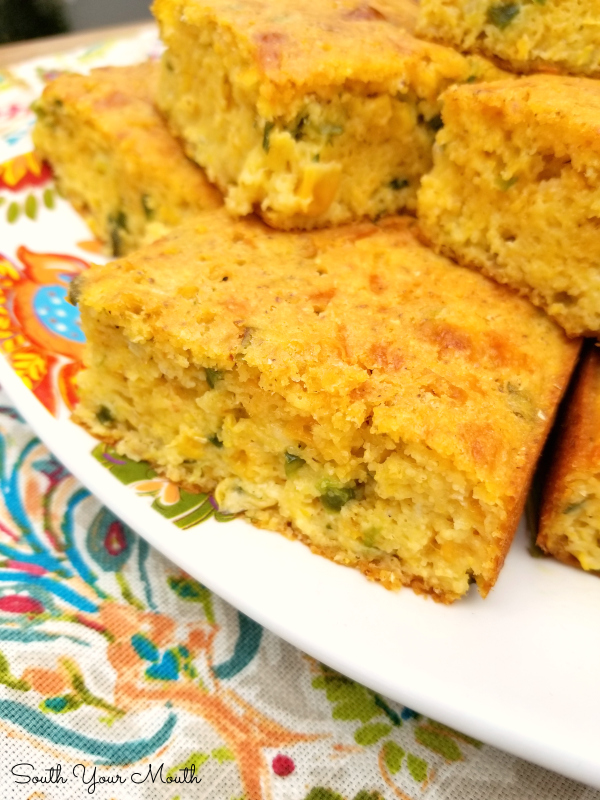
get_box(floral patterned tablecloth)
[0,30,599,800]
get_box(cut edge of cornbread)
[32,62,221,256]
[417,76,600,338]
[154,0,508,230]
[539,346,600,573]
[71,213,579,603]
[72,363,537,605]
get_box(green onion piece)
[263,121,275,152]
[284,452,306,477]
[361,527,379,548]
[115,210,127,230]
[563,500,586,514]
[110,226,122,257]
[141,194,154,220]
[96,406,114,425]
[427,115,444,132]
[487,3,520,29]
[67,275,83,306]
[31,99,45,118]
[321,123,344,144]
[108,210,128,257]
[389,178,409,191]
[205,368,222,389]
[320,486,354,512]
[290,114,307,140]
[496,175,518,191]
[208,434,223,448]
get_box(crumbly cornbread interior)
[418,76,600,337]
[73,212,578,602]
[32,63,221,256]
[539,349,600,572]
[417,0,600,77]
[543,475,600,572]
[153,0,505,230]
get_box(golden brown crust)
[32,62,221,254]
[538,346,600,557]
[442,75,600,163]
[416,0,600,78]
[153,0,492,95]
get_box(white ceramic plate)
[1,36,600,791]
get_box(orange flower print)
[0,247,88,414]
[0,151,51,192]
[133,479,181,505]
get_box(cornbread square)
[153,0,506,230]
[72,210,579,602]
[32,63,222,256]
[417,0,600,77]
[418,75,600,338]
[539,346,600,573]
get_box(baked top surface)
[547,347,600,482]
[153,0,485,89]
[39,62,160,134]
[443,75,600,154]
[78,210,578,496]
[416,0,600,77]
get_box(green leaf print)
[382,740,405,774]
[24,193,37,220]
[313,671,383,723]
[304,789,345,800]
[166,752,209,781]
[354,722,392,746]
[43,188,55,209]
[211,747,235,763]
[92,443,156,484]
[168,575,215,624]
[423,718,482,748]
[353,793,384,800]
[415,727,463,761]
[7,201,19,223]
[406,753,428,783]
[0,649,30,691]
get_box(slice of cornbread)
[539,346,600,573]
[152,0,506,230]
[418,75,600,338]
[72,210,579,602]
[32,63,222,256]
[417,0,600,77]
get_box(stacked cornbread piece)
[152,0,507,229]
[32,63,222,256]
[416,0,600,576]
[416,0,600,77]
[34,0,600,601]
[72,213,578,602]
